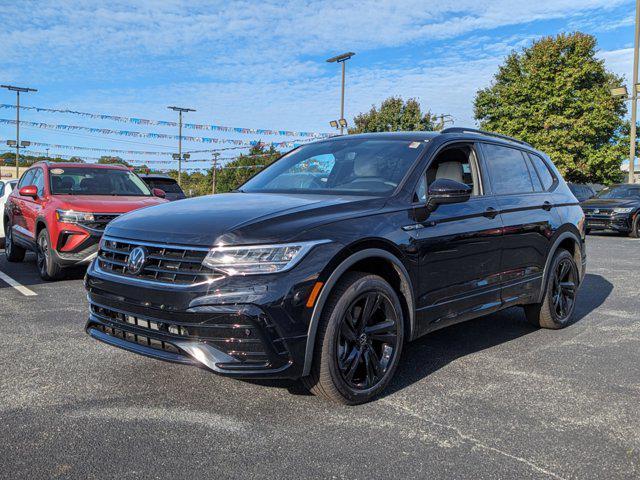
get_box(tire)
[524,249,578,329]
[37,228,63,281]
[629,215,640,238]
[303,272,405,405]
[5,222,25,262]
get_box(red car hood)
[53,195,166,213]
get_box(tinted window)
[18,170,35,189]
[482,144,533,195]
[242,138,427,196]
[528,154,555,191]
[0,183,4,197]
[31,168,45,197]
[527,157,543,192]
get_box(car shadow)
[383,272,613,397]
[0,250,86,289]
[245,273,613,398]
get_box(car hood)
[106,192,385,246]
[53,195,167,213]
[581,198,639,209]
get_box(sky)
[0,0,638,170]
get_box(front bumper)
[585,214,632,232]
[84,240,340,379]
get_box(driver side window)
[415,144,482,202]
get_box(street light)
[167,105,195,186]
[1,84,37,179]
[6,140,31,169]
[326,52,355,135]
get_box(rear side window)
[481,144,534,195]
[146,178,183,194]
[528,154,555,191]
[18,169,35,189]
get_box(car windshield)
[595,185,640,199]
[241,138,428,196]
[49,167,152,196]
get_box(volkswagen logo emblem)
[126,246,148,275]
[593,209,600,214]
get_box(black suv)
[581,184,640,237]
[84,128,586,404]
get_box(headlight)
[56,209,95,223]
[613,207,634,214]
[202,240,329,275]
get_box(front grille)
[80,213,121,233]
[98,237,222,285]
[584,208,613,217]
[90,302,287,366]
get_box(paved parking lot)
[0,234,638,479]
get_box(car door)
[17,167,46,247]
[411,142,503,336]
[11,168,36,245]
[479,143,560,306]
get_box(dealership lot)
[0,234,638,479]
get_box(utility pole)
[630,0,640,184]
[1,84,37,178]
[167,106,195,186]
[326,52,355,135]
[46,148,50,159]
[212,152,220,194]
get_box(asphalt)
[0,233,638,479]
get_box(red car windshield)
[49,167,152,196]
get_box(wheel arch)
[537,229,583,303]
[302,246,415,377]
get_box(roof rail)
[440,127,532,148]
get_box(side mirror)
[427,178,471,206]
[19,185,38,199]
[152,188,166,198]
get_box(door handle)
[483,207,498,219]
[542,201,552,211]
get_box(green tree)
[474,32,627,184]
[98,155,130,167]
[349,97,436,134]
[213,144,281,194]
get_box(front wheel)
[525,248,578,329]
[37,228,63,281]
[303,272,404,405]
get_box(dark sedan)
[582,184,640,237]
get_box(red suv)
[3,162,167,280]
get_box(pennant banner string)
[0,104,331,138]
[0,118,308,148]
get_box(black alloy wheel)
[336,291,400,390]
[550,257,577,321]
[524,248,578,329]
[5,222,26,262]
[304,272,405,405]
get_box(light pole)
[212,151,220,194]
[167,106,195,185]
[326,52,355,135]
[611,0,640,184]
[1,84,37,178]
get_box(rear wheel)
[37,228,63,281]
[5,222,25,262]
[525,249,578,329]
[303,272,404,405]
[629,215,640,238]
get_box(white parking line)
[0,270,38,297]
